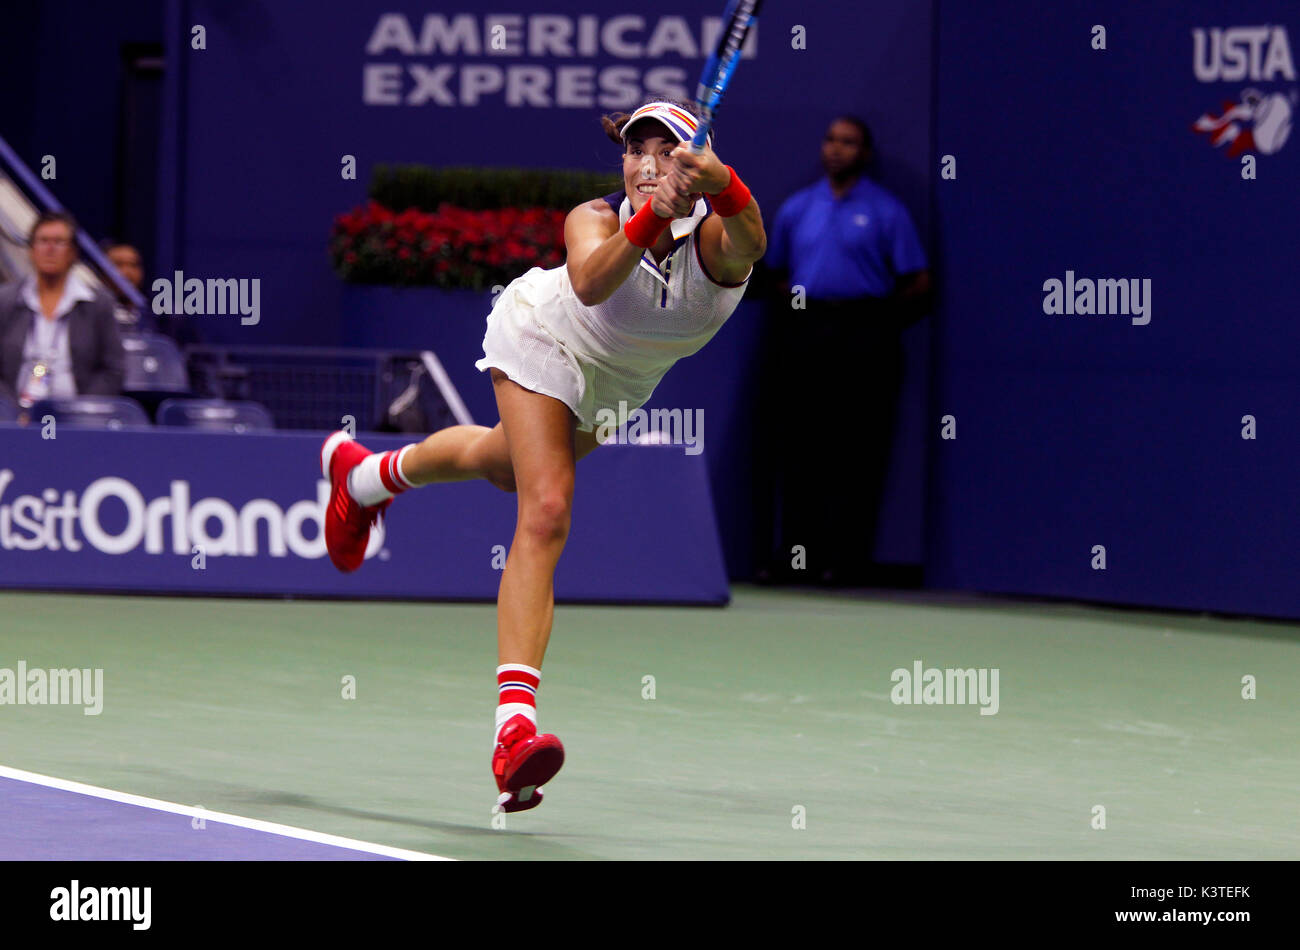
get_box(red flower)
[332,196,569,287]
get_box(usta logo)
[1193,25,1295,83]
[1192,25,1296,156]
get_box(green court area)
[1,587,1296,860]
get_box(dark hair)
[29,211,78,247]
[829,115,874,152]
[600,96,709,147]
[100,238,141,258]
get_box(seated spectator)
[101,238,198,346]
[101,239,152,331]
[104,241,144,292]
[0,212,125,406]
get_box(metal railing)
[0,132,146,311]
[183,345,475,433]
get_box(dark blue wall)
[931,0,1300,618]
[0,0,164,249]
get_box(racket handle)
[689,114,712,155]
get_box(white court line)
[0,764,453,862]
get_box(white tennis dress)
[475,191,751,431]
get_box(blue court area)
[0,772,442,861]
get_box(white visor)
[621,102,712,148]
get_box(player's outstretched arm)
[564,201,635,307]
[670,144,765,285]
[716,196,765,261]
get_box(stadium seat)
[123,332,190,393]
[29,396,151,429]
[155,398,275,432]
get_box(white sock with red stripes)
[347,445,416,506]
[495,663,540,746]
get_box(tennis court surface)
[2,587,1296,860]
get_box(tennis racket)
[690,0,764,155]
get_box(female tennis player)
[318,97,766,813]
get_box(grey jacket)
[0,281,125,401]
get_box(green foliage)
[370,164,623,212]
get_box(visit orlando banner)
[929,1,1300,619]
[0,427,728,604]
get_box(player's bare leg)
[396,422,518,492]
[484,367,600,811]
[382,421,509,491]
[490,369,603,667]
[394,370,601,664]
[399,406,599,497]
[320,369,599,809]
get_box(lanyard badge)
[19,361,51,408]
[21,312,68,408]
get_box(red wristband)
[708,165,752,217]
[623,200,673,248]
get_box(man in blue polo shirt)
[760,115,932,586]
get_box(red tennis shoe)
[320,431,389,574]
[492,714,565,813]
